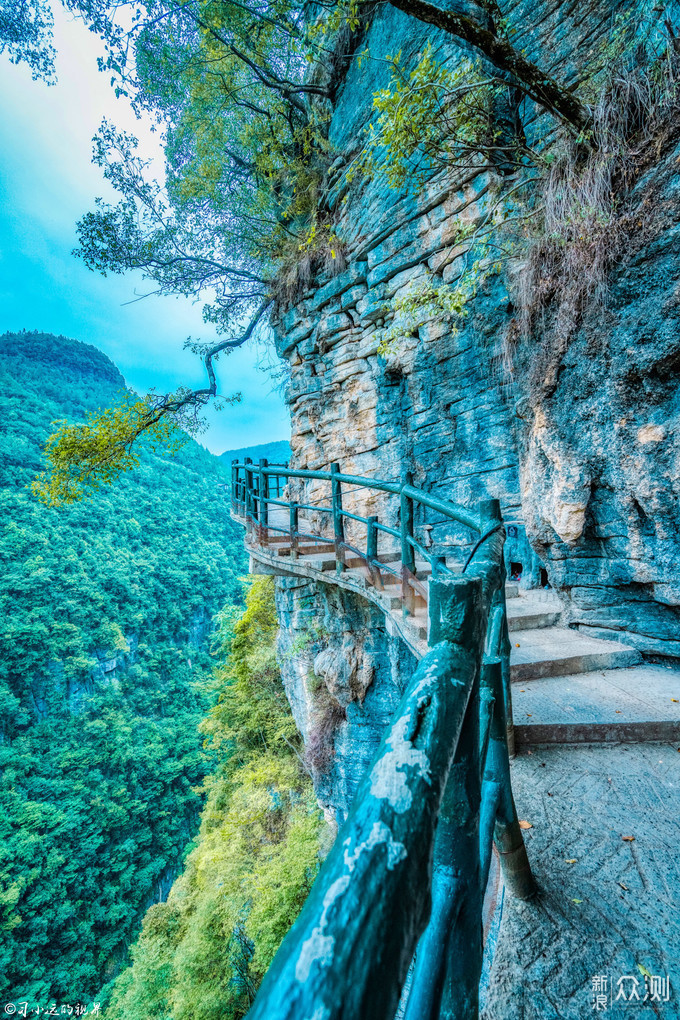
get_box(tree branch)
[386,0,591,132]
[156,298,274,421]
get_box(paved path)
[483,742,680,1019]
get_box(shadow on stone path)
[483,743,680,1019]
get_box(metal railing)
[230,458,536,1020]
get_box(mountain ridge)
[220,438,290,465]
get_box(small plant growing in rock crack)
[286,622,329,659]
[377,246,500,356]
[305,684,346,775]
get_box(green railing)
[230,459,536,1020]
[230,458,502,616]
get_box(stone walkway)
[483,742,680,1019]
[513,665,680,747]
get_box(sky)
[0,8,289,455]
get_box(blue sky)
[0,8,289,455]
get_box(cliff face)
[276,576,417,824]
[270,1,680,819]
[515,147,680,657]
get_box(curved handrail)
[230,459,485,612]
[233,461,482,533]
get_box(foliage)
[376,257,490,355]
[32,397,189,505]
[358,45,527,188]
[364,7,680,364]
[105,576,325,1020]
[0,0,55,80]
[6,0,356,492]
[68,2,342,326]
[0,330,247,1008]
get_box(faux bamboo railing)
[230,459,536,1020]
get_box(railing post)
[401,472,415,616]
[481,500,514,758]
[432,553,447,577]
[230,459,238,513]
[290,503,299,560]
[479,658,503,889]
[436,697,483,1020]
[467,498,515,758]
[330,462,345,574]
[404,576,485,1020]
[366,515,381,588]
[484,660,536,902]
[259,458,269,545]
[244,458,256,538]
[366,515,378,562]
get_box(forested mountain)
[0,331,247,1008]
[106,576,324,1020]
[220,440,291,467]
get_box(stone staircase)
[253,522,680,749]
[505,588,680,748]
[483,589,680,1017]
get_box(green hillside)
[220,440,291,466]
[105,577,324,1020]
[0,331,248,1008]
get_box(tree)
[2,0,594,495]
[386,0,590,132]
[0,0,56,79]
[0,330,248,1006]
[105,576,324,1020]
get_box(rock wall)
[515,144,680,657]
[272,0,680,819]
[276,576,417,823]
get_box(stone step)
[510,627,641,682]
[512,664,680,746]
[342,554,429,576]
[290,543,335,556]
[507,590,562,632]
[287,550,336,571]
[316,557,338,572]
[401,612,428,642]
[509,609,561,632]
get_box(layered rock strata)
[270,0,680,818]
